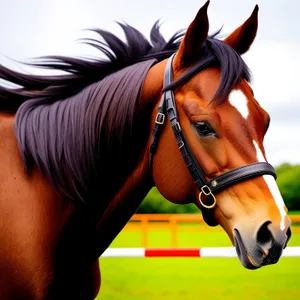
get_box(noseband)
[150,53,277,216]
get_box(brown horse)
[0,1,292,299]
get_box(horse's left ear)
[224,5,259,54]
[174,1,210,69]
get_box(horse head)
[148,1,291,269]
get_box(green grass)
[96,225,300,300]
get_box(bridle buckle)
[155,113,165,125]
[199,185,217,209]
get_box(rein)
[150,53,277,211]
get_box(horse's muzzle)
[233,222,292,270]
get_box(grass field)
[96,224,300,300]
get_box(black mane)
[0,21,184,111]
[0,22,251,206]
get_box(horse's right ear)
[174,1,210,70]
[223,5,259,55]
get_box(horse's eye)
[194,122,215,137]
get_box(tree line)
[136,163,300,213]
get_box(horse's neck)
[92,149,152,256]
[91,60,167,256]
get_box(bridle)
[150,53,277,217]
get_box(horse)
[0,1,292,299]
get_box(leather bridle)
[150,53,277,216]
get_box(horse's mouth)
[234,229,260,270]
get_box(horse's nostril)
[256,221,275,253]
[284,226,292,249]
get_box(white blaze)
[253,141,287,230]
[229,90,249,119]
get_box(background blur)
[1,0,300,299]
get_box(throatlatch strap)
[150,94,166,155]
[163,54,209,187]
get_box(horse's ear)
[174,1,210,69]
[224,5,259,54]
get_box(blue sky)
[1,0,299,166]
